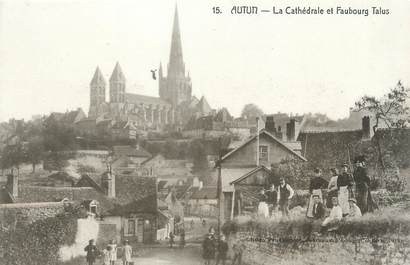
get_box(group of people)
[307,157,375,233]
[257,177,295,218]
[257,156,376,231]
[84,239,133,265]
[202,227,243,265]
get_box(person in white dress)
[257,189,269,218]
[107,239,117,265]
[321,197,343,232]
[347,198,362,219]
[122,240,132,265]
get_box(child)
[102,246,112,265]
[122,240,132,265]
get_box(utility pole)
[217,137,223,237]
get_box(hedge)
[0,204,80,265]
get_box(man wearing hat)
[347,198,362,218]
[353,156,371,214]
[337,163,354,216]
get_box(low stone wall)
[228,231,410,265]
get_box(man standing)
[337,163,354,216]
[277,177,294,218]
[353,156,370,214]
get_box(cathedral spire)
[90,66,106,86]
[110,62,126,82]
[168,4,185,77]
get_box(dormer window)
[89,200,98,214]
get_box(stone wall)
[0,202,65,226]
[228,230,410,265]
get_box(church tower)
[109,62,126,103]
[89,66,106,117]
[159,5,192,107]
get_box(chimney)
[102,172,116,198]
[362,116,371,139]
[6,174,18,198]
[192,177,200,187]
[265,115,276,135]
[286,119,296,141]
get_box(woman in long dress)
[257,189,269,218]
[337,163,354,215]
[327,168,339,208]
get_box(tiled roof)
[221,129,307,162]
[90,67,106,86]
[12,186,114,214]
[113,145,151,158]
[190,186,217,200]
[125,93,170,107]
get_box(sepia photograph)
[0,0,410,264]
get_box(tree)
[26,136,44,172]
[0,143,25,175]
[188,139,210,180]
[355,81,410,172]
[241,103,264,120]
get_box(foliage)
[271,158,310,189]
[189,139,210,179]
[43,117,77,152]
[355,81,410,171]
[241,103,264,120]
[0,204,80,265]
[384,170,406,193]
[26,136,45,172]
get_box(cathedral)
[88,6,212,131]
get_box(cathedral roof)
[196,96,212,114]
[125,93,171,107]
[110,62,126,82]
[90,66,106,86]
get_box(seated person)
[347,198,362,218]
[321,197,343,232]
[312,194,326,219]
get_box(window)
[259,145,269,163]
[89,201,98,214]
[128,219,136,235]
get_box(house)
[141,154,193,181]
[215,129,307,220]
[0,171,159,244]
[187,186,218,217]
[112,145,151,166]
[47,171,76,187]
[297,116,371,169]
[75,173,158,244]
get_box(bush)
[0,204,79,265]
[385,172,406,193]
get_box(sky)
[0,0,409,122]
